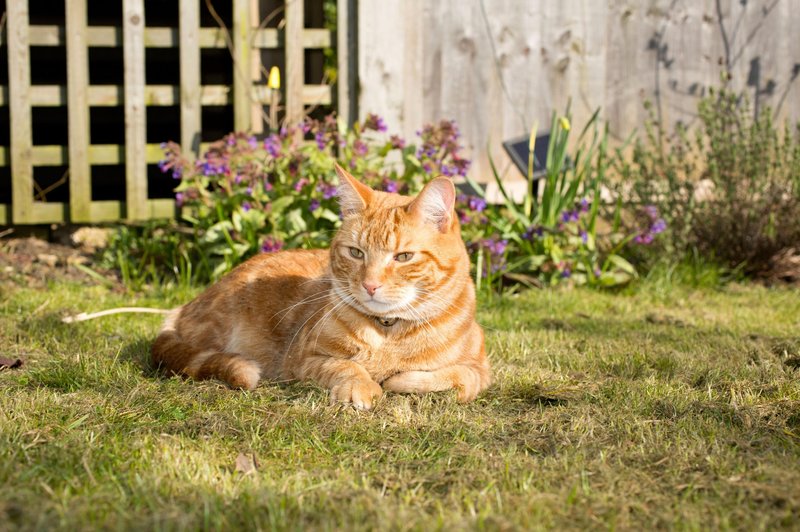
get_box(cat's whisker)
[309,293,356,354]
[270,290,333,328]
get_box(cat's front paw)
[330,378,383,410]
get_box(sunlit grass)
[1,278,799,529]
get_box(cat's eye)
[349,247,364,259]
[395,252,414,263]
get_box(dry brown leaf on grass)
[234,453,259,475]
[0,357,23,370]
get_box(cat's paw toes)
[330,379,383,410]
[455,372,485,403]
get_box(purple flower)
[561,267,572,278]
[242,202,251,212]
[363,113,388,132]
[175,192,185,207]
[264,134,282,158]
[382,179,399,193]
[561,210,575,223]
[644,205,659,220]
[458,211,471,224]
[309,199,320,212]
[483,238,508,256]
[523,225,544,240]
[261,236,283,253]
[652,219,667,234]
[157,160,168,172]
[422,162,433,174]
[390,135,406,149]
[580,230,588,244]
[579,198,590,212]
[247,135,258,149]
[353,139,368,157]
[234,174,243,184]
[468,196,487,212]
[318,182,338,199]
[593,268,602,277]
[293,178,309,192]
[246,186,253,196]
[315,131,327,150]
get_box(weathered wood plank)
[21,143,208,167]
[179,0,201,157]
[285,0,305,124]
[4,25,330,49]
[0,83,329,110]
[232,0,251,132]
[337,0,356,126]
[123,0,148,220]
[66,0,92,222]
[7,0,34,223]
[249,0,264,134]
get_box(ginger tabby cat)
[152,164,490,409]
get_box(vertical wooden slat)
[7,1,34,224]
[249,0,264,134]
[232,0,251,131]
[337,0,357,126]
[123,0,148,220]
[179,0,201,158]
[66,0,91,222]
[285,0,305,124]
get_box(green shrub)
[617,86,800,280]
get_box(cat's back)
[178,248,331,329]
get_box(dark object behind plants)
[617,85,800,281]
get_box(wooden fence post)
[123,0,148,220]
[66,0,91,222]
[180,0,201,158]
[285,0,305,125]
[337,0,357,126]
[7,1,34,224]
[232,0,251,132]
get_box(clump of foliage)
[461,108,657,291]
[105,115,470,287]
[106,110,650,292]
[617,85,800,281]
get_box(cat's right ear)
[335,163,372,216]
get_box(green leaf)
[285,208,308,233]
[270,195,295,216]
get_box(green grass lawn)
[1,276,799,530]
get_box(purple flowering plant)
[459,106,658,288]
[154,113,473,281]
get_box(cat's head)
[330,164,470,320]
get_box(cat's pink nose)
[362,281,381,296]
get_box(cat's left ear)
[334,163,373,216]
[407,177,456,233]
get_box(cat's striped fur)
[152,164,490,409]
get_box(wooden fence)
[358,0,800,191]
[0,0,352,225]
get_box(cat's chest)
[348,322,437,373]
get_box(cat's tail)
[151,310,261,390]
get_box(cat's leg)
[152,331,261,390]
[382,363,490,402]
[297,355,383,409]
